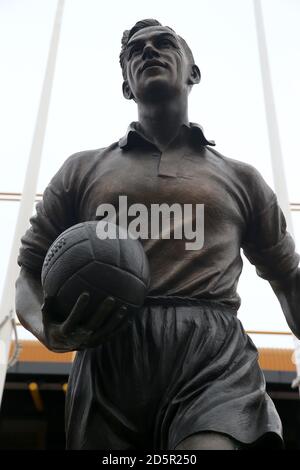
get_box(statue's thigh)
[174,431,242,450]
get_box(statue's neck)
[137,98,189,152]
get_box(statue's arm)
[16,154,129,352]
[15,267,47,345]
[15,266,89,352]
[269,269,300,339]
[15,266,128,352]
[242,203,300,338]
[240,165,300,337]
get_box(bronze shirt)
[18,122,299,310]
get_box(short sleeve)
[17,157,77,274]
[241,167,300,281]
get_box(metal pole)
[0,0,65,406]
[253,0,300,393]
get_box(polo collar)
[119,121,215,149]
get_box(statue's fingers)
[88,306,130,345]
[86,296,117,330]
[62,291,90,333]
[87,304,128,334]
[41,296,54,315]
[41,296,57,325]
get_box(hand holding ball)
[41,221,150,350]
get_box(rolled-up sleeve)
[241,168,299,281]
[18,158,77,274]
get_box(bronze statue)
[15,19,300,450]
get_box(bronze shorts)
[65,298,283,450]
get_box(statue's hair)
[119,19,195,80]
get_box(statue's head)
[119,19,201,103]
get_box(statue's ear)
[188,65,201,85]
[122,81,134,100]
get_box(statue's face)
[123,26,193,102]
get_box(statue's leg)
[174,431,242,450]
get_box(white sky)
[1,0,300,345]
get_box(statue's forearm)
[270,268,300,339]
[15,267,47,345]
